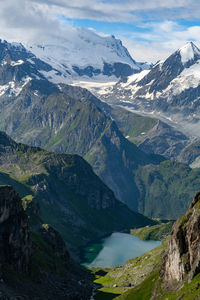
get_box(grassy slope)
[134,160,200,219]
[1,82,200,220]
[130,221,174,241]
[116,265,200,300]
[92,238,200,300]
[0,132,153,255]
[91,242,166,299]
[110,106,158,143]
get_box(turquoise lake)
[84,232,161,268]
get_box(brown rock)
[161,192,200,286]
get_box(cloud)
[121,21,200,62]
[0,1,63,43]
[30,0,200,22]
[0,1,200,63]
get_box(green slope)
[0,131,153,256]
[0,80,200,219]
[109,106,158,143]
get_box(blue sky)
[1,0,200,62]
[60,8,200,62]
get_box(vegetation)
[0,81,200,220]
[130,221,174,241]
[134,161,200,219]
[90,242,167,299]
[0,132,153,257]
[109,106,158,143]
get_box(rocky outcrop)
[0,186,92,299]
[39,224,70,264]
[161,192,200,286]
[0,185,31,273]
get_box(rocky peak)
[178,42,200,65]
[0,38,53,88]
[137,42,200,92]
[161,191,200,286]
[0,185,31,273]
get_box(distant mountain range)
[22,28,148,82]
[94,42,200,138]
[0,38,200,220]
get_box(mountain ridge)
[95,41,200,138]
[24,28,148,82]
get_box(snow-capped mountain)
[0,39,59,98]
[26,28,148,83]
[95,42,200,137]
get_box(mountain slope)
[0,185,92,299]
[0,39,200,219]
[26,28,148,82]
[97,42,200,138]
[107,106,190,161]
[0,60,163,213]
[0,131,153,256]
[98,192,200,300]
[1,77,200,219]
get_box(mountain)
[1,38,200,220]
[0,131,153,256]
[0,185,93,299]
[0,39,193,167]
[107,106,190,161]
[0,39,55,82]
[26,28,148,82]
[161,191,200,286]
[96,42,200,138]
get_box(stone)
[0,185,31,273]
[161,192,200,286]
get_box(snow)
[160,60,200,98]
[71,80,116,96]
[104,42,200,104]
[10,60,24,66]
[0,76,32,97]
[28,29,138,69]
[25,27,147,81]
[121,70,150,88]
[179,42,200,64]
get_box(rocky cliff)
[161,191,200,286]
[0,185,92,299]
[0,185,31,273]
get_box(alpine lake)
[83,232,161,268]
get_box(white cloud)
[0,1,200,63]
[29,0,200,22]
[121,21,200,63]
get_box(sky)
[0,0,200,62]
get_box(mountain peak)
[26,27,148,81]
[178,41,200,64]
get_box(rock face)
[136,120,189,160]
[39,224,70,264]
[0,185,31,273]
[161,192,200,285]
[0,186,92,299]
[97,42,200,138]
